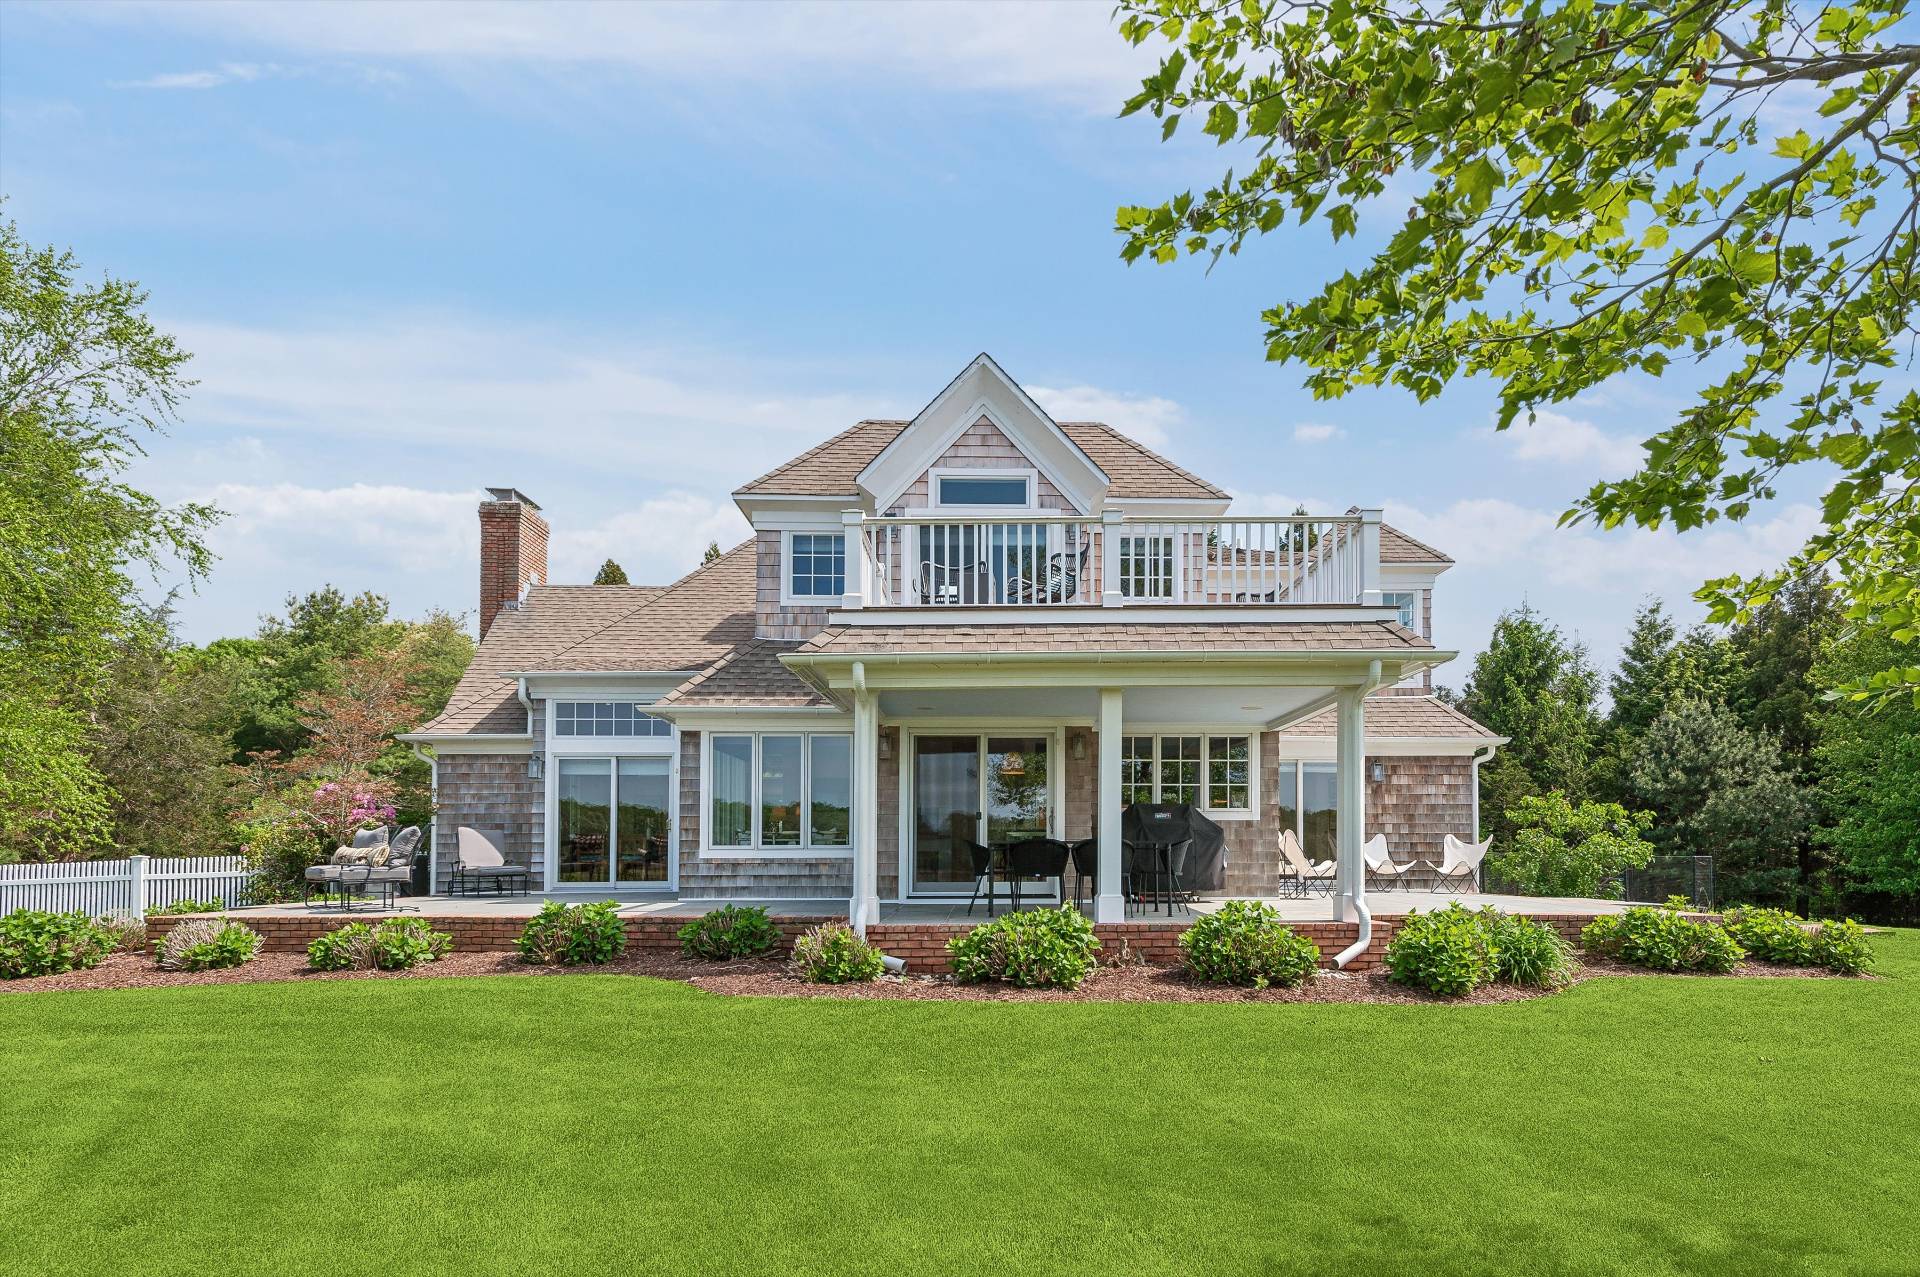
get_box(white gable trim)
[858,354,1109,514]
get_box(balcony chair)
[1431,834,1492,894]
[1003,838,1072,912]
[1016,538,1092,605]
[1362,833,1425,892]
[1279,828,1336,898]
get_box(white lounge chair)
[1279,828,1337,897]
[451,826,531,896]
[1431,834,1492,894]
[1362,833,1425,891]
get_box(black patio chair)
[1003,838,1071,912]
[962,838,1001,916]
[1068,837,1098,912]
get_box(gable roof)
[1380,523,1454,565]
[734,418,1227,502]
[411,585,666,736]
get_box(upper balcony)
[836,508,1383,613]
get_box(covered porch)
[778,621,1452,952]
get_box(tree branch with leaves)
[1116,0,1920,706]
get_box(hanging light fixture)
[999,751,1027,777]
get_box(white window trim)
[780,529,849,607]
[542,753,679,894]
[549,699,674,741]
[928,466,1039,512]
[701,730,855,859]
[898,725,1066,899]
[1380,590,1421,634]
[1118,730,1261,821]
[1271,758,1340,851]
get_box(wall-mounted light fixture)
[879,731,893,759]
[1070,733,1087,762]
[528,755,544,780]
[1368,760,1387,783]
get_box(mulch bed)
[0,948,1865,1002]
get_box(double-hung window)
[787,533,846,601]
[708,732,853,851]
[1120,734,1256,817]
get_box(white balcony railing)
[841,510,1382,609]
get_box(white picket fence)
[0,855,253,917]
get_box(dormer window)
[933,469,1033,508]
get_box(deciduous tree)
[1116,0,1920,706]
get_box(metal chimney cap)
[483,487,541,510]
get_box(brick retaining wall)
[147,909,1645,975]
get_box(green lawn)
[4,935,1918,1277]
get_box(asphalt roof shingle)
[1280,696,1501,740]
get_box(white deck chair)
[1431,834,1492,894]
[1280,828,1337,896]
[1362,833,1424,891]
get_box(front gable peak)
[857,354,1110,514]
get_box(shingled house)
[403,354,1503,930]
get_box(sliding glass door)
[556,755,673,888]
[909,733,1054,895]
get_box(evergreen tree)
[1726,573,1839,781]
[1626,700,1809,908]
[1461,605,1600,796]
[592,558,629,586]
[702,541,722,565]
[1813,629,1920,922]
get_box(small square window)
[789,533,846,599]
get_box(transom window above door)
[933,470,1033,508]
[554,702,671,737]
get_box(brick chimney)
[478,487,549,639]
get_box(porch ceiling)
[875,684,1330,726]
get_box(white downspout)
[1334,659,1386,970]
[409,743,439,895]
[1470,742,1498,841]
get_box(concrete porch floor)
[229,889,1637,921]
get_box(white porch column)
[850,689,881,934]
[1334,687,1368,922]
[1095,688,1126,923]
[841,509,869,611]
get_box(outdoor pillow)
[351,827,390,849]
[330,847,372,866]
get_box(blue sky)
[0,1,1826,681]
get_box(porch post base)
[1093,892,1126,925]
[1334,889,1359,923]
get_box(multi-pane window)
[554,702,671,737]
[708,733,854,850]
[1119,534,1175,599]
[1122,734,1253,813]
[1273,760,1338,861]
[1208,735,1250,810]
[1381,590,1420,632]
[788,533,846,599]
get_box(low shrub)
[93,911,149,954]
[1808,919,1875,975]
[948,905,1100,989]
[678,904,780,960]
[1580,907,1743,973]
[789,923,885,984]
[145,898,228,916]
[309,919,453,972]
[155,917,263,972]
[0,909,119,979]
[1486,912,1574,989]
[1724,906,1816,966]
[1383,904,1499,996]
[1179,900,1321,988]
[517,901,627,966]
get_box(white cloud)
[549,493,748,585]
[113,61,281,90]
[1291,423,1343,444]
[168,315,885,489]
[69,0,1155,110]
[1488,409,1644,475]
[1029,384,1184,450]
